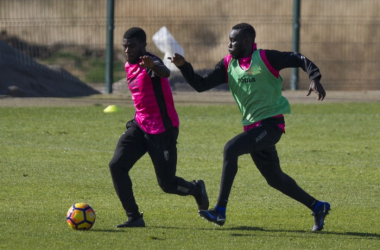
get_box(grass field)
[1,103,379,249]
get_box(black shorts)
[111,119,179,185]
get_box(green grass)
[0,103,379,249]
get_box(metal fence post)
[105,0,115,94]
[291,0,301,90]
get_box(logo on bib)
[238,77,256,84]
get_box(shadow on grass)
[91,226,379,240]
[91,228,133,233]
[229,226,380,239]
[91,228,167,240]
[147,225,379,240]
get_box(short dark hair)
[232,23,256,41]
[123,27,146,43]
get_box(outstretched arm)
[265,50,326,101]
[169,53,226,92]
[139,55,170,78]
[306,79,325,101]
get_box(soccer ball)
[66,203,96,230]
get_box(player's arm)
[139,55,170,78]
[169,53,226,92]
[265,50,326,101]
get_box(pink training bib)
[125,54,179,134]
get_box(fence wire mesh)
[1,0,379,92]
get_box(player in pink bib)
[109,27,209,228]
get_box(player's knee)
[109,159,126,173]
[265,172,285,189]
[266,178,278,188]
[108,159,117,171]
[223,140,238,157]
[158,178,178,193]
[160,186,171,193]
[158,182,173,193]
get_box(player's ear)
[244,37,253,47]
[141,42,147,54]
[242,37,249,47]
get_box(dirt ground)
[0,90,379,107]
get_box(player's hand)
[306,79,326,101]
[139,55,155,69]
[168,53,186,67]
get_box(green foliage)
[85,59,125,83]
[40,51,126,83]
[0,103,379,249]
[45,51,84,67]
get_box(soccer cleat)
[312,201,331,231]
[116,212,145,228]
[198,206,226,226]
[193,180,209,210]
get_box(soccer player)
[109,27,209,228]
[169,23,330,231]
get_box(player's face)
[228,29,249,59]
[123,37,146,64]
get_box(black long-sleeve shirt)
[178,49,322,92]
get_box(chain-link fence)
[1,0,379,92]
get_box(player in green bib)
[228,49,291,125]
[170,23,330,231]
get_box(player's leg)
[250,131,330,231]
[109,120,147,227]
[147,127,209,210]
[251,146,318,207]
[199,122,283,226]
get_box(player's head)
[123,27,147,64]
[228,23,256,59]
